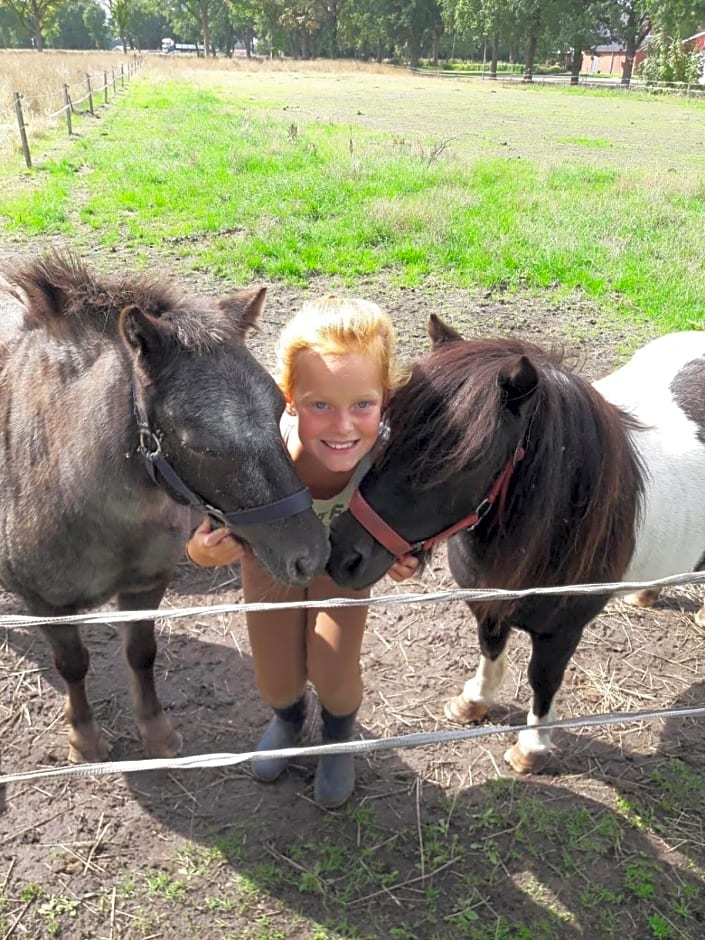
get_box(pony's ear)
[499,355,539,415]
[119,304,170,362]
[428,313,464,347]
[219,286,267,340]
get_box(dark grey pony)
[0,252,328,763]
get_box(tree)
[104,0,136,50]
[640,28,701,84]
[388,0,443,66]
[605,0,649,84]
[0,0,64,49]
[47,0,107,49]
[164,0,226,55]
[441,0,517,77]
[551,0,612,85]
[647,0,705,40]
[339,0,395,61]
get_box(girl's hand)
[387,554,420,582]
[186,519,245,568]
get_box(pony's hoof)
[503,743,551,775]
[67,728,110,764]
[443,694,488,724]
[623,588,661,609]
[141,715,183,758]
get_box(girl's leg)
[242,552,307,707]
[242,552,308,782]
[305,574,370,807]
[305,573,369,715]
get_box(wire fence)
[1,55,143,169]
[2,568,705,787]
[411,66,705,96]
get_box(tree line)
[1,0,704,84]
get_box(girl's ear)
[285,398,297,415]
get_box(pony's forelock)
[7,251,241,352]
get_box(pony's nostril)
[289,548,327,583]
[342,550,363,577]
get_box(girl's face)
[289,350,385,474]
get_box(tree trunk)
[490,32,498,79]
[570,40,583,85]
[32,12,43,51]
[201,7,212,56]
[524,34,537,81]
[622,35,636,85]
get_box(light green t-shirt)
[279,411,373,527]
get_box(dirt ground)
[1,273,704,939]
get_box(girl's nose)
[331,409,353,433]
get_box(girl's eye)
[313,401,328,410]
[356,401,371,409]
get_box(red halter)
[348,446,525,561]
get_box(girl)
[186,296,418,809]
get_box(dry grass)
[0,50,132,116]
[0,50,139,162]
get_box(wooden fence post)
[13,92,31,168]
[104,71,109,105]
[111,68,117,95]
[63,84,72,136]
[120,64,125,88]
[85,73,94,115]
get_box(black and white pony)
[327,317,705,773]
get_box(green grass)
[1,74,705,331]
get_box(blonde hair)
[276,295,408,400]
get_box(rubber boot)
[314,706,358,809]
[251,697,306,783]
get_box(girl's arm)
[186,518,245,567]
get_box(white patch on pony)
[462,651,506,704]
[516,704,556,755]
[594,332,705,583]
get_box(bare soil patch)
[1,271,703,939]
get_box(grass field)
[1,55,704,332]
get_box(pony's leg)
[505,628,583,775]
[623,587,661,609]
[39,623,109,763]
[117,586,182,758]
[444,616,510,724]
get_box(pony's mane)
[3,251,240,351]
[382,337,566,485]
[383,336,644,596]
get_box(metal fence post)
[63,84,72,135]
[13,92,31,168]
[111,68,117,95]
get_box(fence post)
[104,70,109,104]
[63,84,72,136]
[111,68,117,95]
[85,73,94,115]
[120,64,125,88]
[13,92,31,169]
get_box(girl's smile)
[287,350,384,481]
